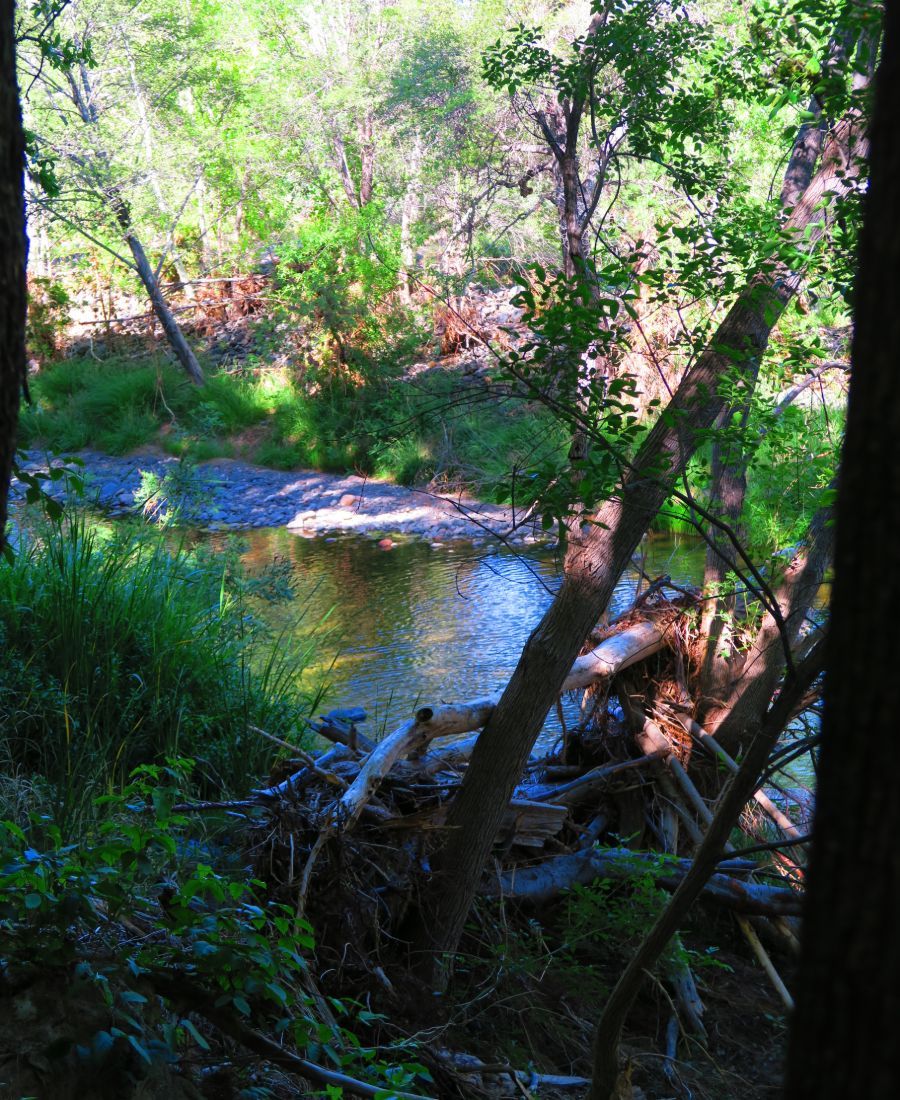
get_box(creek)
[225,527,708,740]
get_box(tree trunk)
[0,0,25,549]
[588,643,824,1099]
[105,192,203,386]
[404,90,868,985]
[709,489,833,752]
[398,132,422,303]
[786,6,900,1095]
[60,30,204,386]
[358,110,375,207]
[696,20,852,712]
[696,413,751,714]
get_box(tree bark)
[786,5,900,1095]
[57,23,204,386]
[398,132,422,302]
[404,83,868,986]
[696,15,864,712]
[709,489,833,752]
[358,110,375,207]
[0,0,25,549]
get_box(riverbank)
[12,447,543,544]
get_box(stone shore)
[12,448,544,545]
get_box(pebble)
[12,448,549,547]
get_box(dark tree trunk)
[786,6,900,1096]
[0,0,25,548]
[709,491,833,752]
[589,643,825,1100]
[697,415,751,715]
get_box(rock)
[377,537,394,550]
[339,493,358,508]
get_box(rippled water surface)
[231,529,708,738]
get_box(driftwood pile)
[219,590,808,1008]
[166,584,815,1095]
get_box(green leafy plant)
[0,763,430,1098]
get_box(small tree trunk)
[332,130,360,210]
[589,643,824,1100]
[61,33,203,386]
[696,420,750,715]
[398,133,422,303]
[124,228,204,385]
[696,36,838,713]
[709,490,833,753]
[110,193,203,385]
[0,0,25,548]
[358,110,375,207]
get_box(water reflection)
[231,529,708,738]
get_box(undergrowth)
[19,352,569,501]
[0,765,429,1099]
[0,515,325,834]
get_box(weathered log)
[563,619,665,691]
[525,754,662,805]
[487,848,803,916]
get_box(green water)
[225,529,708,740]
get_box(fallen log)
[333,619,667,828]
[487,847,803,916]
[526,753,663,805]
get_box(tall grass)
[19,354,569,497]
[0,517,323,831]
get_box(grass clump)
[0,515,323,831]
[21,352,569,498]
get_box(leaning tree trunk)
[589,642,825,1099]
[58,28,205,387]
[0,0,25,549]
[404,82,870,986]
[709,489,834,753]
[786,6,900,1095]
[108,192,204,386]
[697,18,871,718]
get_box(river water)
[229,528,708,740]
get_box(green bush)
[0,766,429,1098]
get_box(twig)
[146,971,434,1099]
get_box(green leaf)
[180,1018,211,1051]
